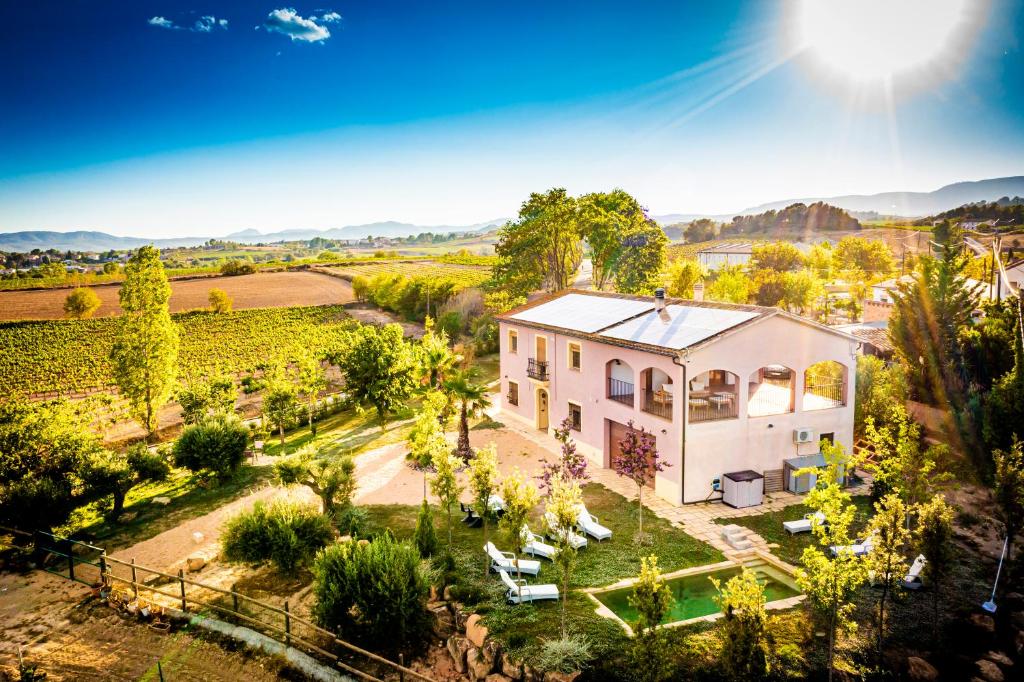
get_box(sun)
[788,0,984,91]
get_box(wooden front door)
[536,388,549,431]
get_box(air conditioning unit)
[793,427,815,444]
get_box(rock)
[443,584,453,601]
[481,639,502,666]
[357,539,370,547]
[467,646,493,680]
[546,672,581,682]
[1015,630,1024,655]
[976,659,1004,682]
[970,613,996,634]
[500,656,523,680]
[429,603,454,638]
[485,675,514,682]
[339,535,352,544]
[430,584,439,601]
[985,651,1013,668]
[186,555,206,572]
[118,512,137,523]
[191,531,204,544]
[906,656,939,682]
[466,613,489,648]
[522,664,542,682]
[447,635,471,674]
[152,496,171,505]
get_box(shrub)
[312,533,430,652]
[414,500,439,558]
[220,260,256,276]
[208,288,233,313]
[221,499,334,574]
[436,311,464,339]
[335,504,368,536]
[173,413,249,478]
[534,635,593,674]
[126,443,172,481]
[64,288,102,319]
[351,275,370,301]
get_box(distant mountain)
[734,176,1024,218]
[0,230,208,252]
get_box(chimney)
[654,287,666,311]
[692,281,705,302]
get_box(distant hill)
[0,231,208,252]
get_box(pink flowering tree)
[612,420,669,543]
[537,417,590,496]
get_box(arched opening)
[688,369,739,422]
[748,365,795,417]
[606,359,635,407]
[803,361,848,410]
[640,367,675,420]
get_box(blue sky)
[1,1,1022,236]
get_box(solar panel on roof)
[599,305,759,350]
[509,294,654,333]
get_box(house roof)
[498,289,858,356]
[697,242,754,255]
[834,322,894,355]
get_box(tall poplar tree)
[110,246,179,438]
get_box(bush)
[312,533,430,652]
[64,288,102,319]
[436,311,464,339]
[173,413,249,478]
[222,500,334,574]
[208,288,233,313]
[414,500,439,558]
[336,504,368,536]
[126,443,171,481]
[220,260,256,276]
[535,635,593,674]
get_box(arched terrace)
[687,369,739,423]
[748,364,795,417]
[803,360,848,411]
[606,359,635,407]
[640,367,675,420]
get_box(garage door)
[607,420,657,486]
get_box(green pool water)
[594,564,800,626]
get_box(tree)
[430,448,464,551]
[866,494,910,660]
[579,189,651,290]
[498,467,540,582]
[831,236,895,279]
[663,258,706,298]
[173,413,249,479]
[750,242,805,272]
[794,441,868,682]
[628,555,674,682]
[208,287,233,313]
[779,270,825,316]
[468,442,501,573]
[807,241,834,280]
[336,323,417,428]
[414,499,439,558]
[263,365,299,447]
[993,437,1024,567]
[538,417,590,495]
[545,472,583,638]
[612,421,669,543]
[296,352,327,434]
[416,318,461,392]
[83,444,170,521]
[406,391,451,498]
[915,494,955,642]
[864,406,951,509]
[64,288,101,319]
[444,367,491,461]
[177,372,237,425]
[110,245,180,438]
[684,218,718,243]
[712,568,772,681]
[614,221,668,295]
[275,447,357,517]
[854,355,907,437]
[491,188,581,297]
[984,303,1024,451]
[706,265,751,304]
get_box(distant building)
[696,243,754,270]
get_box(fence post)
[67,547,75,582]
[232,591,239,613]
[399,653,405,682]
[99,552,107,588]
[178,569,187,611]
[284,601,291,647]
[131,558,139,598]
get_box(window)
[568,402,582,431]
[568,342,581,371]
[507,381,519,406]
[819,432,834,445]
[508,330,518,353]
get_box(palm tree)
[417,319,461,390]
[444,368,492,461]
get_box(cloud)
[319,11,342,23]
[263,8,333,42]
[147,15,228,33]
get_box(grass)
[363,482,724,669]
[714,496,874,566]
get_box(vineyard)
[0,305,355,396]
[316,258,492,287]
[666,238,766,261]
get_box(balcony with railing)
[803,381,845,410]
[527,358,549,381]
[688,391,739,422]
[607,378,634,407]
[641,388,673,420]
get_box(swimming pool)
[588,558,802,633]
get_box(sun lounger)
[485,542,541,576]
[488,494,506,515]
[576,504,612,541]
[902,554,926,590]
[830,532,876,557]
[498,569,559,604]
[783,511,826,535]
[544,511,588,550]
[521,524,556,560]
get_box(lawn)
[363,482,724,665]
[714,496,874,566]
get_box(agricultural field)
[316,258,491,287]
[0,304,354,396]
[0,270,353,322]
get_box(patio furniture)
[690,376,707,392]
[544,512,588,549]
[521,524,556,560]
[902,554,927,590]
[783,511,826,535]
[488,494,506,515]
[460,502,482,528]
[830,532,876,557]
[688,397,709,408]
[708,395,732,409]
[652,383,674,407]
[498,569,559,604]
[576,504,612,541]
[485,542,541,576]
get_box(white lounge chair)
[487,494,506,514]
[830,532,876,557]
[521,524,556,560]
[544,512,588,550]
[902,554,926,590]
[485,542,541,576]
[783,511,827,535]
[498,569,559,604]
[576,504,612,541]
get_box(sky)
[1,0,1022,237]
